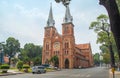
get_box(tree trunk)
[99,0,120,61]
[9,57,11,65]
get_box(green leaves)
[50,55,59,67]
[97,14,108,22]
[116,0,120,12]
[20,43,42,65]
[5,37,20,57]
[93,53,100,65]
[90,14,118,64]
[16,61,23,70]
[89,14,111,45]
[97,31,109,44]
[89,14,109,33]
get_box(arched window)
[46,43,49,50]
[64,50,69,55]
[67,50,69,54]
[66,42,69,48]
[64,42,69,48]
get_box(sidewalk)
[0,70,23,76]
[109,70,120,78]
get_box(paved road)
[0,67,109,78]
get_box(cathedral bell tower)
[62,5,74,36]
[62,5,75,68]
[44,4,56,38]
[42,4,56,64]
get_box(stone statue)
[55,0,71,7]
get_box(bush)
[16,61,23,71]
[22,64,30,72]
[0,64,10,73]
[0,64,10,69]
[22,64,30,69]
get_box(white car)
[32,66,46,74]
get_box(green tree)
[5,37,20,65]
[89,14,118,66]
[16,60,23,71]
[116,0,120,12]
[100,45,110,64]
[50,55,59,67]
[103,52,110,64]
[93,53,100,66]
[89,14,112,45]
[20,43,42,66]
[33,57,42,65]
[99,0,120,60]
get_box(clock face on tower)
[53,42,60,50]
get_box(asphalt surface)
[0,67,112,78]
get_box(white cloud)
[0,3,47,47]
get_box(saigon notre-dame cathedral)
[42,4,93,69]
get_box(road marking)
[68,74,91,77]
[86,74,91,77]
[72,74,81,77]
[81,75,85,77]
[41,73,91,77]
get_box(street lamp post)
[99,53,103,67]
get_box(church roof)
[76,43,91,50]
[47,4,55,26]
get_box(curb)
[109,69,120,78]
[0,73,17,76]
[0,72,24,76]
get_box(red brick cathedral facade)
[42,5,93,69]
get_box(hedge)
[0,64,10,69]
[22,64,30,69]
[0,64,10,73]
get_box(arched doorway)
[65,59,69,68]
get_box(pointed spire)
[63,5,73,23]
[47,3,55,26]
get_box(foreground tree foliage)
[4,37,20,65]
[20,43,42,66]
[99,0,120,60]
[116,0,120,12]
[50,55,59,67]
[89,14,118,65]
[16,60,23,70]
[93,53,100,66]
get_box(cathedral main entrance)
[65,59,69,68]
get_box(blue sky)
[0,0,108,54]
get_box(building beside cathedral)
[42,4,93,69]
